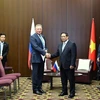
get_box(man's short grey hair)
[35,24,42,29]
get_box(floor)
[0,77,100,100]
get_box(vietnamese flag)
[88,18,96,71]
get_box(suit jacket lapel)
[35,33,43,48]
[3,42,6,50]
[59,43,63,53]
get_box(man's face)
[60,33,68,42]
[35,26,42,34]
[0,35,6,42]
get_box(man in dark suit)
[30,24,49,95]
[97,44,100,63]
[97,44,100,75]
[0,33,9,67]
[48,32,77,98]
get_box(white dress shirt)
[62,40,68,52]
[0,41,3,56]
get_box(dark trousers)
[32,62,44,91]
[97,62,100,80]
[60,66,75,95]
[1,60,5,68]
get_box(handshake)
[97,57,100,62]
[45,53,51,59]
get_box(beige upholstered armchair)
[75,59,93,84]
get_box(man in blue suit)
[48,32,77,98]
[30,24,49,95]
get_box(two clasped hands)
[45,52,74,69]
[0,55,3,60]
[97,57,100,62]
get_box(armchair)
[0,78,13,99]
[0,60,21,90]
[43,59,52,82]
[44,59,52,73]
[75,59,93,84]
[4,62,14,74]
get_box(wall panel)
[0,0,4,31]
[4,0,19,72]
[67,0,92,58]
[0,0,99,76]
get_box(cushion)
[77,59,90,71]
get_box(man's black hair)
[0,33,6,36]
[61,32,68,36]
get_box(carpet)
[0,77,100,100]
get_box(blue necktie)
[39,35,45,49]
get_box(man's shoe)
[68,94,75,98]
[33,90,42,95]
[58,92,68,96]
[39,89,46,93]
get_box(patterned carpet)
[1,77,100,100]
